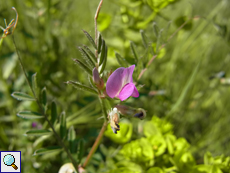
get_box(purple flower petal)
[131,86,139,98]
[118,83,135,101]
[106,67,126,98]
[106,65,138,101]
[123,65,135,84]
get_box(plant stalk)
[82,121,108,168]
[12,36,79,173]
[94,0,103,59]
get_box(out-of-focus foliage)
[0,0,230,172]
[97,116,230,173]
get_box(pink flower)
[106,65,139,101]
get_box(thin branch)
[82,121,108,168]
[82,95,108,168]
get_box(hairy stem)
[81,0,107,169]
[94,0,103,59]
[12,36,79,173]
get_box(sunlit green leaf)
[66,81,98,94]
[99,44,107,73]
[115,52,128,67]
[130,41,138,63]
[140,30,148,48]
[73,59,92,76]
[82,30,97,49]
[98,40,105,66]
[51,101,57,125]
[31,73,37,93]
[60,111,66,139]
[68,126,76,152]
[78,47,95,69]
[11,92,35,101]
[41,87,47,112]
[33,146,62,155]
[97,33,102,54]
[77,139,84,163]
[153,22,159,38]
[83,45,97,63]
[25,129,52,136]
[17,111,44,119]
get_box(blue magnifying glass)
[3,154,18,170]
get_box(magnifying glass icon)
[3,154,18,170]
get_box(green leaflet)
[68,126,77,153]
[130,41,138,63]
[51,101,58,125]
[17,111,44,119]
[25,129,52,136]
[31,73,37,93]
[78,47,95,69]
[33,146,62,155]
[73,59,92,76]
[83,45,97,63]
[82,30,97,49]
[98,40,106,66]
[60,111,67,139]
[11,92,35,101]
[66,81,98,94]
[115,52,129,67]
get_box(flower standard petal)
[123,65,135,84]
[106,65,139,101]
[106,67,126,98]
[118,83,135,101]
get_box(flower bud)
[115,105,146,120]
[115,105,136,115]
[133,108,146,120]
[93,67,104,89]
[93,67,100,85]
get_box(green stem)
[12,36,79,173]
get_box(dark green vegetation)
[0,0,230,172]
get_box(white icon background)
[1,152,21,172]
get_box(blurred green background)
[0,0,230,172]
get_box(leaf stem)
[12,36,79,173]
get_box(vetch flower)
[92,67,104,89]
[106,65,139,101]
